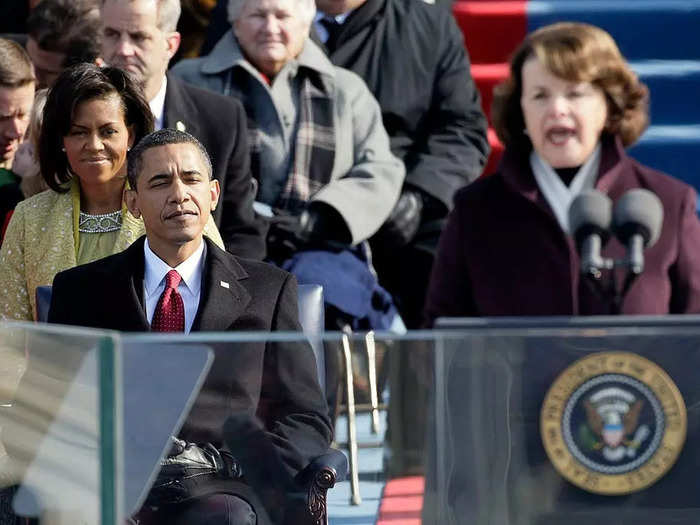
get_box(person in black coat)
[47,129,332,525]
[313,0,490,327]
[100,0,266,260]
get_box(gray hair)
[100,0,181,32]
[227,0,316,25]
[155,0,181,32]
[127,128,213,190]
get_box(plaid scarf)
[237,69,336,214]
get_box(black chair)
[293,284,347,524]
[35,284,347,524]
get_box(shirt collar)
[314,9,354,24]
[143,237,206,296]
[149,76,168,131]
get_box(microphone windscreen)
[613,189,664,247]
[568,190,613,240]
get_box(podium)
[0,323,213,524]
[423,316,700,525]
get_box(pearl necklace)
[78,209,122,233]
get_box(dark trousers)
[132,494,256,525]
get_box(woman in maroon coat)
[425,22,700,324]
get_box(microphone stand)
[582,258,639,315]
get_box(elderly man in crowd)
[99,0,266,259]
[172,0,404,265]
[201,0,490,327]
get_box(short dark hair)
[27,0,101,68]
[127,128,213,190]
[39,63,154,192]
[492,22,649,153]
[0,38,35,88]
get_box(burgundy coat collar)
[499,134,632,208]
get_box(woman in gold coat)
[0,63,223,321]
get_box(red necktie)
[151,270,185,332]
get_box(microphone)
[568,190,613,278]
[612,189,663,274]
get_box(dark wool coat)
[48,236,331,472]
[425,135,700,323]
[46,237,332,524]
[164,74,266,260]
[314,0,490,216]
[312,0,491,328]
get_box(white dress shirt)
[143,238,205,333]
[149,76,168,131]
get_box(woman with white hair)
[172,0,405,262]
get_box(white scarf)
[530,143,602,233]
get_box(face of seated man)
[126,142,220,267]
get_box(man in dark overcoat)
[48,129,332,524]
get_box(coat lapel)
[163,74,201,138]
[339,0,385,43]
[192,238,251,332]
[114,237,150,331]
[595,135,633,199]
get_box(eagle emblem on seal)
[541,352,687,494]
[581,388,650,462]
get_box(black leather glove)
[144,437,243,507]
[266,213,304,261]
[377,189,424,247]
[299,203,351,245]
[267,204,351,263]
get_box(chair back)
[35,285,52,323]
[297,284,325,393]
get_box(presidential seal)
[540,352,686,495]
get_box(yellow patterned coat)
[0,187,224,321]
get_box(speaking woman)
[425,23,700,323]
